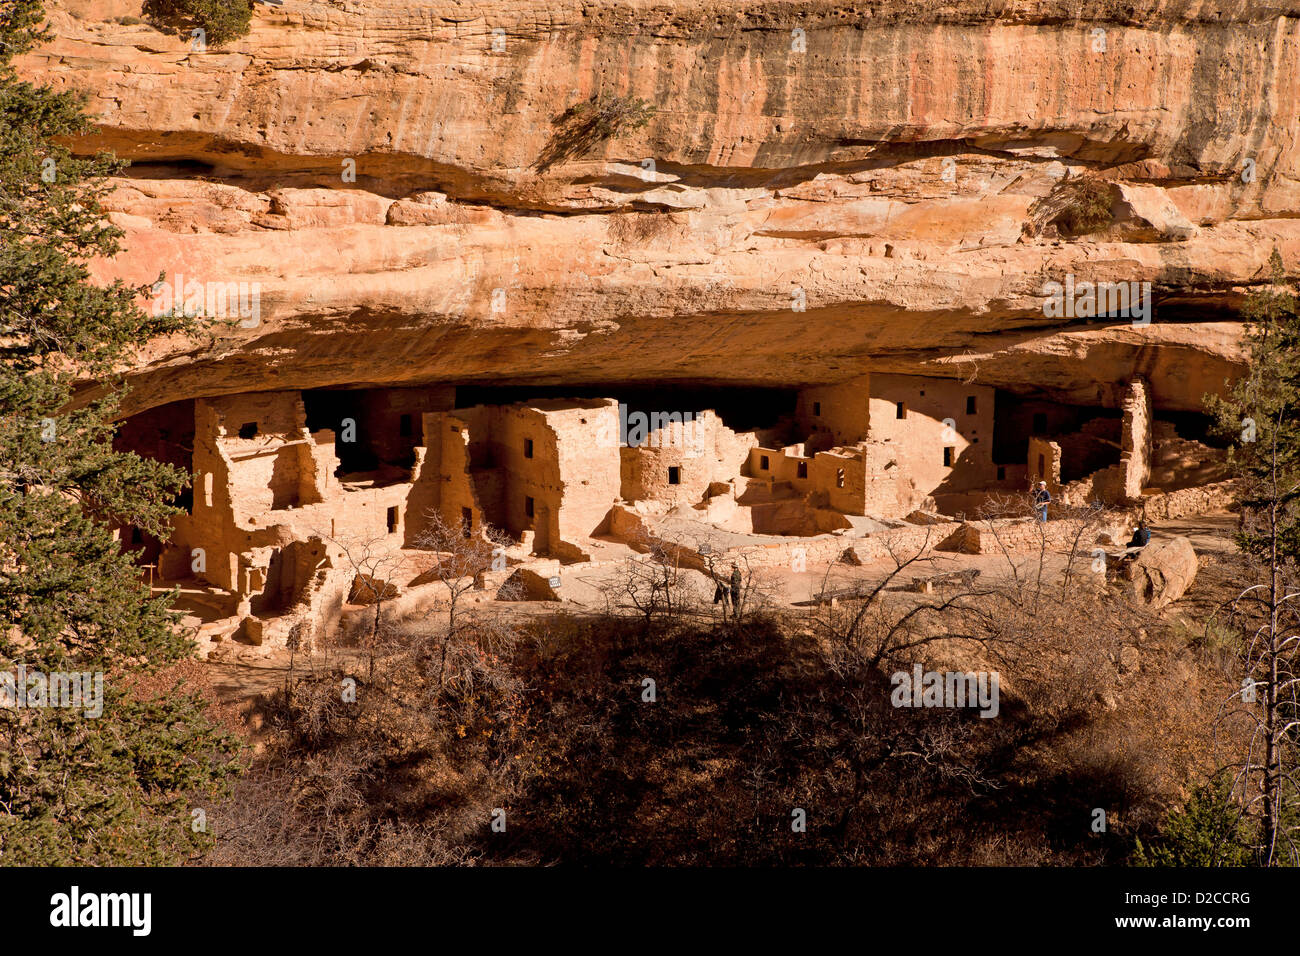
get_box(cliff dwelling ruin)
[19,0,1289,657]
[111,372,1232,651]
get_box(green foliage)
[1172,617,1241,663]
[1133,782,1256,866]
[142,0,252,47]
[0,680,239,864]
[1205,247,1300,566]
[0,0,240,865]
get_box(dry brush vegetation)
[197,510,1237,866]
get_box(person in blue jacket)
[1033,480,1051,522]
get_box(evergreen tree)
[1133,782,1256,867]
[0,0,239,864]
[1206,247,1300,866]
[142,0,252,47]
[1208,247,1300,565]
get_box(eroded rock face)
[19,0,1300,415]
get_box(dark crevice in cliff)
[85,130,1184,216]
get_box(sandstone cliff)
[19,0,1300,415]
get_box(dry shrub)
[1027,177,1115,237]
[203,515,1228,866]
[534,95,656,171]
[607,211,680,246]
[202,515,529,866]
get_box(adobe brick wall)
[868,373,997,495]
[352,386,454,467]
[549,401,622,544]
[1137,481,1237,520]
[620,409,757,507]
[1059,378,1153,506]
[1118,377,1153,499]
[796,375,871,445]
[949,516,1127,554]
[1028,436,1062,489]
[182,391,415,606]
[745,441,920,519]
[421,400,620,556]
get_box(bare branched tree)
[697,542,775,625]
[1205,405,1300,865]
[614,525,690,630]
[414,511,521,688]
[317,529,409,681]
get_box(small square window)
[760,455,770,470]
[812,402,821,417]
[524,438,534,459]
[966,396,977,415]
[238,422,258,439]
[797,461,808,479]
[667,466,681,485]
[943,447,955,467]
[525,496,535,518]
[896,402,906,420]
[386,506,399,533]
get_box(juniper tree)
[0,0,239,864]
[142,0,252,47]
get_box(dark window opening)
[797,461,808,479]
[943,447,955,467]
[966,396,977,415]
[525,496,535,518]
[812,402,821,417]
[1033,412,1048,434]
[760,455,770,470]
[302,389,380,474]
[238,422,258,440]
[896,402,906,420]
[386,506,398,534]
[667,466,681,485]
[524,438,534,459]
[399,413,413,437]
[461,507,473,538]
[1037,454,1046,477]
